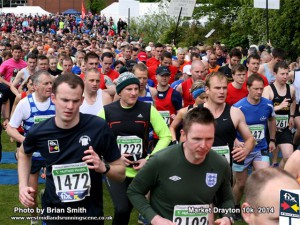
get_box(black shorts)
[30,159,46,174]
[276,128,293,145]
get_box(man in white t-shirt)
[6,70,55,222]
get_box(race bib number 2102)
[173,205,209,225]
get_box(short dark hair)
[84,52,99,63]
[232,64,246,75]
[274,61,289,74]
[183,107,216,133]
[155,43,163,48]
[38,55,49,63]
[161,51,172,61]
[246,73,264,87]
[246,54,260,64]
[12,44,22,52]
[27,53,37,61]
[272,48,285,59]
[101,52,114,61]
[229,48,242,59]
[191,52,201,60]
[52,73,84,95]
[114,60,124,68]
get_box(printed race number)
[159,111,171,126]
[248,124,265,141]
[173,205,209,225]
[275,114,288,129]
[117,136,143,155]
[174,217,207,225]
[211,146,230,163]
[52,162,91,202]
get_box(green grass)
[0,131,246,225]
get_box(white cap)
[249,44,259,52]
[183,65,192,75]
[145,46,152,52]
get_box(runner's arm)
[289,86,296,128]
[104,75,116,97]
[18,144,35,207]
[149,106,172,156]
[268,116,276,152]
[232,107,255,161]
[169,108,184,141]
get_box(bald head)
[191,60,206,81]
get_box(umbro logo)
[137,114,143,118]
[169,175,181,181]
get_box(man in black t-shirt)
[18,75,125,225]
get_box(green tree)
[87,0,106,14]
[129,0,300,58]
[232,0,300,59]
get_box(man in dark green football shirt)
[128,107,235,225]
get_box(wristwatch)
[227,216,235,224]
[172,140,179,145]
[102,163,110,174]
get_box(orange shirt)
[179,61,191,72]
[208,65,220,73]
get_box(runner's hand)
[82,146,105,173]
[19,186,36,208]
[121,153,134,166]
[232,146,248,162]
[215,216,231,225]
[279,98,290,110]
[234,139,244,148]
[133,158,147,170]
[151,215,176,225]
[269,141,276,153]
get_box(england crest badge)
[206,173,217,187]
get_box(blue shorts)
[232,149,269,172]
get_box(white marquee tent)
[1,6,51,16]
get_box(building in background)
[3,0,117,14]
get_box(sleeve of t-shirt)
[171,89,183,111]
[149,106,171,155]
[0,63,7,76]
[9,98,31,128]
[97,119,120,162]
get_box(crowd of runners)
[0,12,299,225]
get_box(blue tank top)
[234,97,274,152]
[264,63,275,83]
[138,85,153,105]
